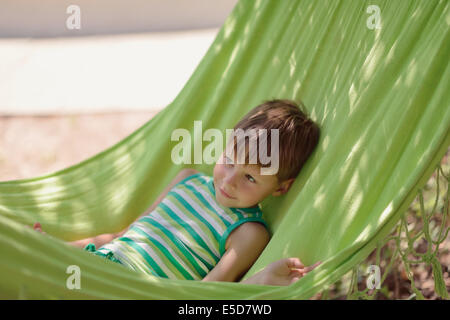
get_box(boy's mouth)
[219,187,235,199]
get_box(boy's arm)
[200,222,322,286]
[201,222,270,282]
[69,168,199,248]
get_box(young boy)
[34,99,321,286]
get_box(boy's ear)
[272,178,295,196]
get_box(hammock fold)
[0,0,449,299]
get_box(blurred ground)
[0,112,159,181]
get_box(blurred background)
[0,0,237,181]
[0,0,448,300]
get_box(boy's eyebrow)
[224,153,274,179]
[225,156,260,177]
[242,165,267,179]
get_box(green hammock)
[0,0,449,299]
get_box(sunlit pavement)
[0,28,218,115]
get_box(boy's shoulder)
[171,169,214,194]
[225,221,270,251]
[175,169,206,184]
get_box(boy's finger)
[290,276,301,284]
[290,269,307,277]
[286,257,304,269]
[303,261,322,273]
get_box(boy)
[34,99,321,286]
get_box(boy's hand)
[260,258,322,286]
[32,222,46,235]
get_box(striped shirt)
[96,172,268,280]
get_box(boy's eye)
[246,174,256,183]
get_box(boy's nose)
[223,174,237,190]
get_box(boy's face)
[213,151,294,209]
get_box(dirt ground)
[0,113,448,299]
[0,112,159,181]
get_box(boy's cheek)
[213,163,220,182]
[213,163,225,178]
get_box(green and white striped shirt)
[97,172,268,280]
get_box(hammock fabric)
[0,0,449,299]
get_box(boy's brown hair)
[228,99,320,182]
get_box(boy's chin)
[216,193,258,209]
[216,196,235,208]
[216,192,239,208]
